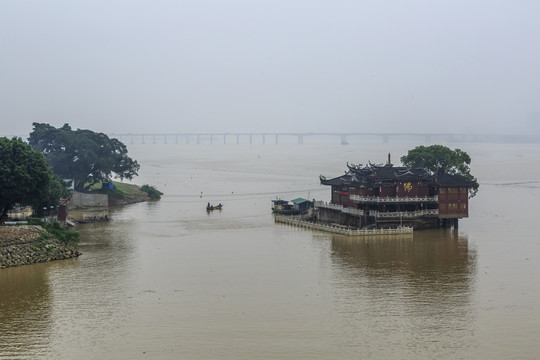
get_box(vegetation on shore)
[0,137,68,220]
[90,181,163,204]
[140,184,163,199]
[1,124,158,221]
[29,123,140,191]
[27,218,80,245]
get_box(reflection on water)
[0,264,53,359]
[326,230,477,357]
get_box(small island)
[276,145,478,233]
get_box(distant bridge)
[3,132,539,145]
[107,132,540,145]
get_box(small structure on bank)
[67,191,109,223]
[272,198,312,215]
[318,156,476,230]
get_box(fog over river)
[1,139,539,359]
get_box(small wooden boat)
[206,203,223,211]
[77,216,109,223]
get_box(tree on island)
[28,123,140,191]
[401,144,479,198]
[0,137,67,221]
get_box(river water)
[1,139,539,359]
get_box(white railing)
[315,201,365,216]
[373,209,439,218]
[274,215,413,237]
[315,201,438,219]
[349,195,438,203]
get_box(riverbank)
[97,182,151,207]
[0,225,81,269]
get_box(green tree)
[31,174,70,216]
[0,137,52,221]
[28,123,140,191]
[400,144,479,197]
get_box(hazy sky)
[1,0,539,136]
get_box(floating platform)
[274,215,413,237]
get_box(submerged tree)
[401,144,479,198]
[0,137,53,221]
[29,123,140,191]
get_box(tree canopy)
[400,144,479,198]
[28,123,140,191]
[0,137,54,221]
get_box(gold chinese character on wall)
[403,182,412,192]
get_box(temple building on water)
[317,155,476,230]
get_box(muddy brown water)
[1,140,539,359]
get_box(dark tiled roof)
[321,163,473,188]
[434,172,476,187]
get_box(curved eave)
[320,175,347,186]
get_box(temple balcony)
[349,194,438,204]
[315,201,439,219]
[315,201,365,216]
[373,209,439,219]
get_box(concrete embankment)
[0,225,81,269]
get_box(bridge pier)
[249,134,253,144]
[262,135,266,145]
[197,134,200,144]
[224,134,227,145]
[237,134,240,144]
[275,135,279,145]
[298,135,303,145]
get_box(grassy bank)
[89,181,161,206]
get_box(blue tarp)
[102,182,114,190]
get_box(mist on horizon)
[1,1,540,137]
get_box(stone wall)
[0,226,81,269]
[69,191,108,209]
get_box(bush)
[28,217,45,226]
[141,184,163,199]
[45,222,80,244]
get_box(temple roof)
[434,172,477,187]
[321,163,474,188]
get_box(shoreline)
[1,185,154,269]
[0,225,81,269]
